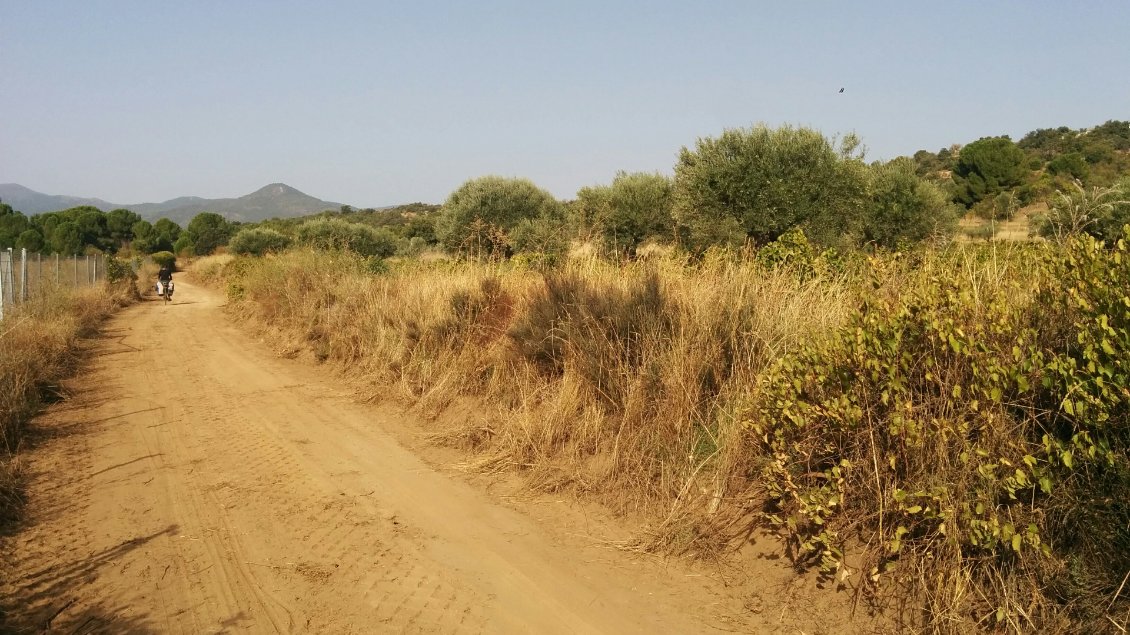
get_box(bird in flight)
[839,87,844,93]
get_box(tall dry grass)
[0,281,136,523]
[199,239,1130,632]
[197,250,857,513]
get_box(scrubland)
[195,229,1130,633]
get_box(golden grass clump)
[0,280,137,523]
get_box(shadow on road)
[0,525,177,634]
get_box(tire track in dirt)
[0,279,854,633]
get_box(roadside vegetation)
[187,121,1130,633]
[0,261,137,526]
[6,119,1127,632]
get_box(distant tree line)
[425,125,960,261]
[7,120,1128,261]
[0,204,245,258]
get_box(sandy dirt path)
[0,280,846,634]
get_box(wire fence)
[0,248,108,321]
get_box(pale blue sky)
[2,1,1127,207]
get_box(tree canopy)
[435,176,563,257]
[951,136,1029,208]
[184,212,236,256]
[672,125,869,251]
[574,172,673,256]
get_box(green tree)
[172,234,194,255]
[184,212,234,255]
[672,125,868,252]
[50,221,83,255]
[153,218,182,252]
[106,208,141,247]
[76,210,113,252]
[1047,152,1090,181]
[0,203,30,248]
[862,158,959,248]
[951,136,1029,207]
[130,219,157,253]
[575,172,674,256]
[435,176,563,257]
[16,228,45,252]
[229,227,292,256]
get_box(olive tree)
[435,176,563,257]
[574,171,673,256]
[862,158,959,248]
[672,125,868,252]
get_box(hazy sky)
[2,1,1128,207]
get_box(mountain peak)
[248,183,302,198]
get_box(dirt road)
[1,280,842,634]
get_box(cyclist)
[156,263,174,297]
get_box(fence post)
[92,255,97,284]
[0,250,7,321]
[4,248,13,307]
[19,248,27,303]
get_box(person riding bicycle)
[156,264,174,296]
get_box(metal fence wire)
[0,248,106,321]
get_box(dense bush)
[435,176,564,258]
[150,251,176,268]
[573,172,674,256]
[295,218,397,258]
[229,227,292,256]
[863,157,959,248]
[746,232,1130,630]
[673,125,868,251]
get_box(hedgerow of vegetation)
[294,217,397,258]
[229,227,292,256]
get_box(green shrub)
[745,236,1130,629]
[104,255,136,284]
[573,172,674,256]
[151,251,176,268]
[863,157,959,247]
[229,227,292,256]
[295,218,397,258]
[435,176,563,258]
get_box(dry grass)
[197,250,857,515]
[200,242,1129,633]
[0,280,137,524]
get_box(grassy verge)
[196,234,1129,633]
[0,277,137,525]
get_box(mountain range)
[0,183,343,226]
